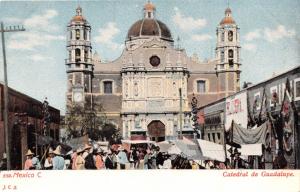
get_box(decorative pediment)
[143,43,167,49]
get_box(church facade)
[65,2,241,141]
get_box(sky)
[0,0,299,114]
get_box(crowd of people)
[0,143,254,170]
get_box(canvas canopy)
[232,122,268,145]
[240,144,262,156]
[167,144,182,155]
[97,141,109,146]
[65,135,89,150]
[121,140,155,144]
[197,139,226,162]
[156,141,173,153]
[169,140,203,160]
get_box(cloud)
[94,22,122,50]
[243,43,257,51]
[24,10,59,32]
[2,17,23,24]
[173,7,207,31]
[191,34,212,41]
[7,9,64,51]
[244,29,261,41]
[29,54,53,62]
[8,32,64,50]
[244,25,296,44]
[264,25,296,42]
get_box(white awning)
[97,141,109,146]
[167,144,182,155]
[171,140,204,160]
[240,144,262,156]
[121,140,155,144]
[156,142,173,153]
[196,139,225,162]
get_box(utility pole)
[1,22,25,170]
[179,88,182,140]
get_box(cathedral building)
[65,2,241,141]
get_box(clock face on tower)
[73,92,83,102]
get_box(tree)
[64,103,121,142]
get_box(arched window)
[228,31,233,41]
[221,32,225,42]
[75,49,81,62]
[228,49,234,58]
[84,50,88,62]
[75,29,80,40]
[69,51,72,60]
[70,31,72,40]
[221,51,225,62]
[83,30,86,40]
[228,49,234,68]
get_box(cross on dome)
[76,6,82,16]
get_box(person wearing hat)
[71,150,78,170]
[24,149,34,170]
[162,154,172,169]
[52,145,65,170]
[64,150,73,170]
[232,148,244,169]
[75,147,85,170]
[191,160,199,170]
[105,152,114,169]
[44,148,54,170]
[32,154,41,170]
[117,146,128,170]
[83,144,96,169]
[95,148,104,170]
[0,153,7,170]
[82,144,92,160]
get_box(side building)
[0,83,60,169]
[199,66,300,169]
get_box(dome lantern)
[144,1,156,19]
[71,5,86,23]
[220,7,236,25]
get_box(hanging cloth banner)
[232,122,268,145]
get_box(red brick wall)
[0,121,4,159]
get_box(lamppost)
[191,94,201,139]
[179,88,183,140]
[1,22,25,170]
[42,98,50,137]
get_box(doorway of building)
[147,120,165,142]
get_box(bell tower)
[66,6,93,107]
[215,7,241,97]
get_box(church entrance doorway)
[147,120,165,142]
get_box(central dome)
[127,19,173,41]
[126,2,173,42]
